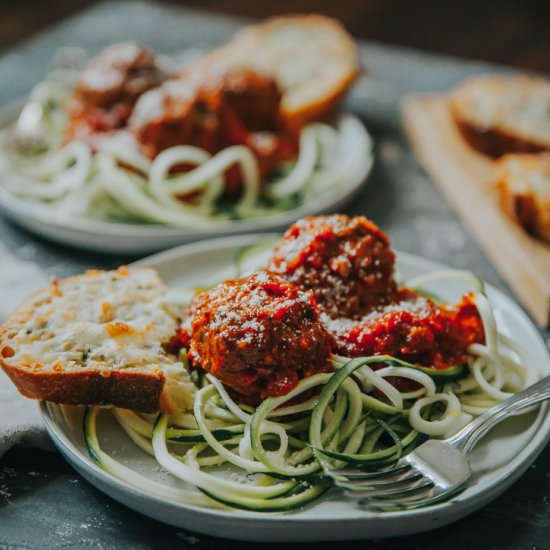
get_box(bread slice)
[496,152,550,243]
[0,267,194,413]
[449,75,550,158]
[189,14,361,130]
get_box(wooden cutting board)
[401,94,550,327]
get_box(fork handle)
[447,374,550,454]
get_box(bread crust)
[281,71,358,132]
[449,75,550,158]
[496,153,550,243]
[452,113,549,158]
[0,360,164,413]
[0,268,187,414]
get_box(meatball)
[266,215,397,320]
[129,68,298,198]
[67,42,168,138]
[212,68,283,132]
[326,289,485,370]
[187,272,332,404]
[129,79,224,157]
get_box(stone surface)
[0,1,548,548]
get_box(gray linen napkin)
[0,241,54,456]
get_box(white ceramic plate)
[41,234,550,541]
[0,102,373,254]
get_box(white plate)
[0,103,373,254]
[40,234,550,541]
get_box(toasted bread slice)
[0,267,194,413]
[449,75,550,158]
[496,153,550,242]
[190,14,361,130]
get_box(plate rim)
[39,234,550,540]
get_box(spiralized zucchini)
[83,267,538,512]
[0,69,372,227]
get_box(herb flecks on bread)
[496,153,550,243]
[0,267,194,413]
[449,75,550,158]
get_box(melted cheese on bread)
[1,267,194,411]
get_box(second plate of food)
[0,114,372,254]
[40,232,550,541]
[0,16,372,254]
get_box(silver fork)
[327,374,550,510]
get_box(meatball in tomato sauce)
[187,272,332,404]
[266,215,397,320]
[129,68,298,199]
[67,42,169,139]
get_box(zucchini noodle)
[83,267,539,512]
[0,70,372,228]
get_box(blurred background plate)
[0,98,373,254]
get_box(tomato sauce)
[170,214,485,403]
[129,68,299,200]
[326,289,485,370]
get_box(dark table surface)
[2,0,549,72]
[0,2,549,548]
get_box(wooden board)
[401,94,550,327]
